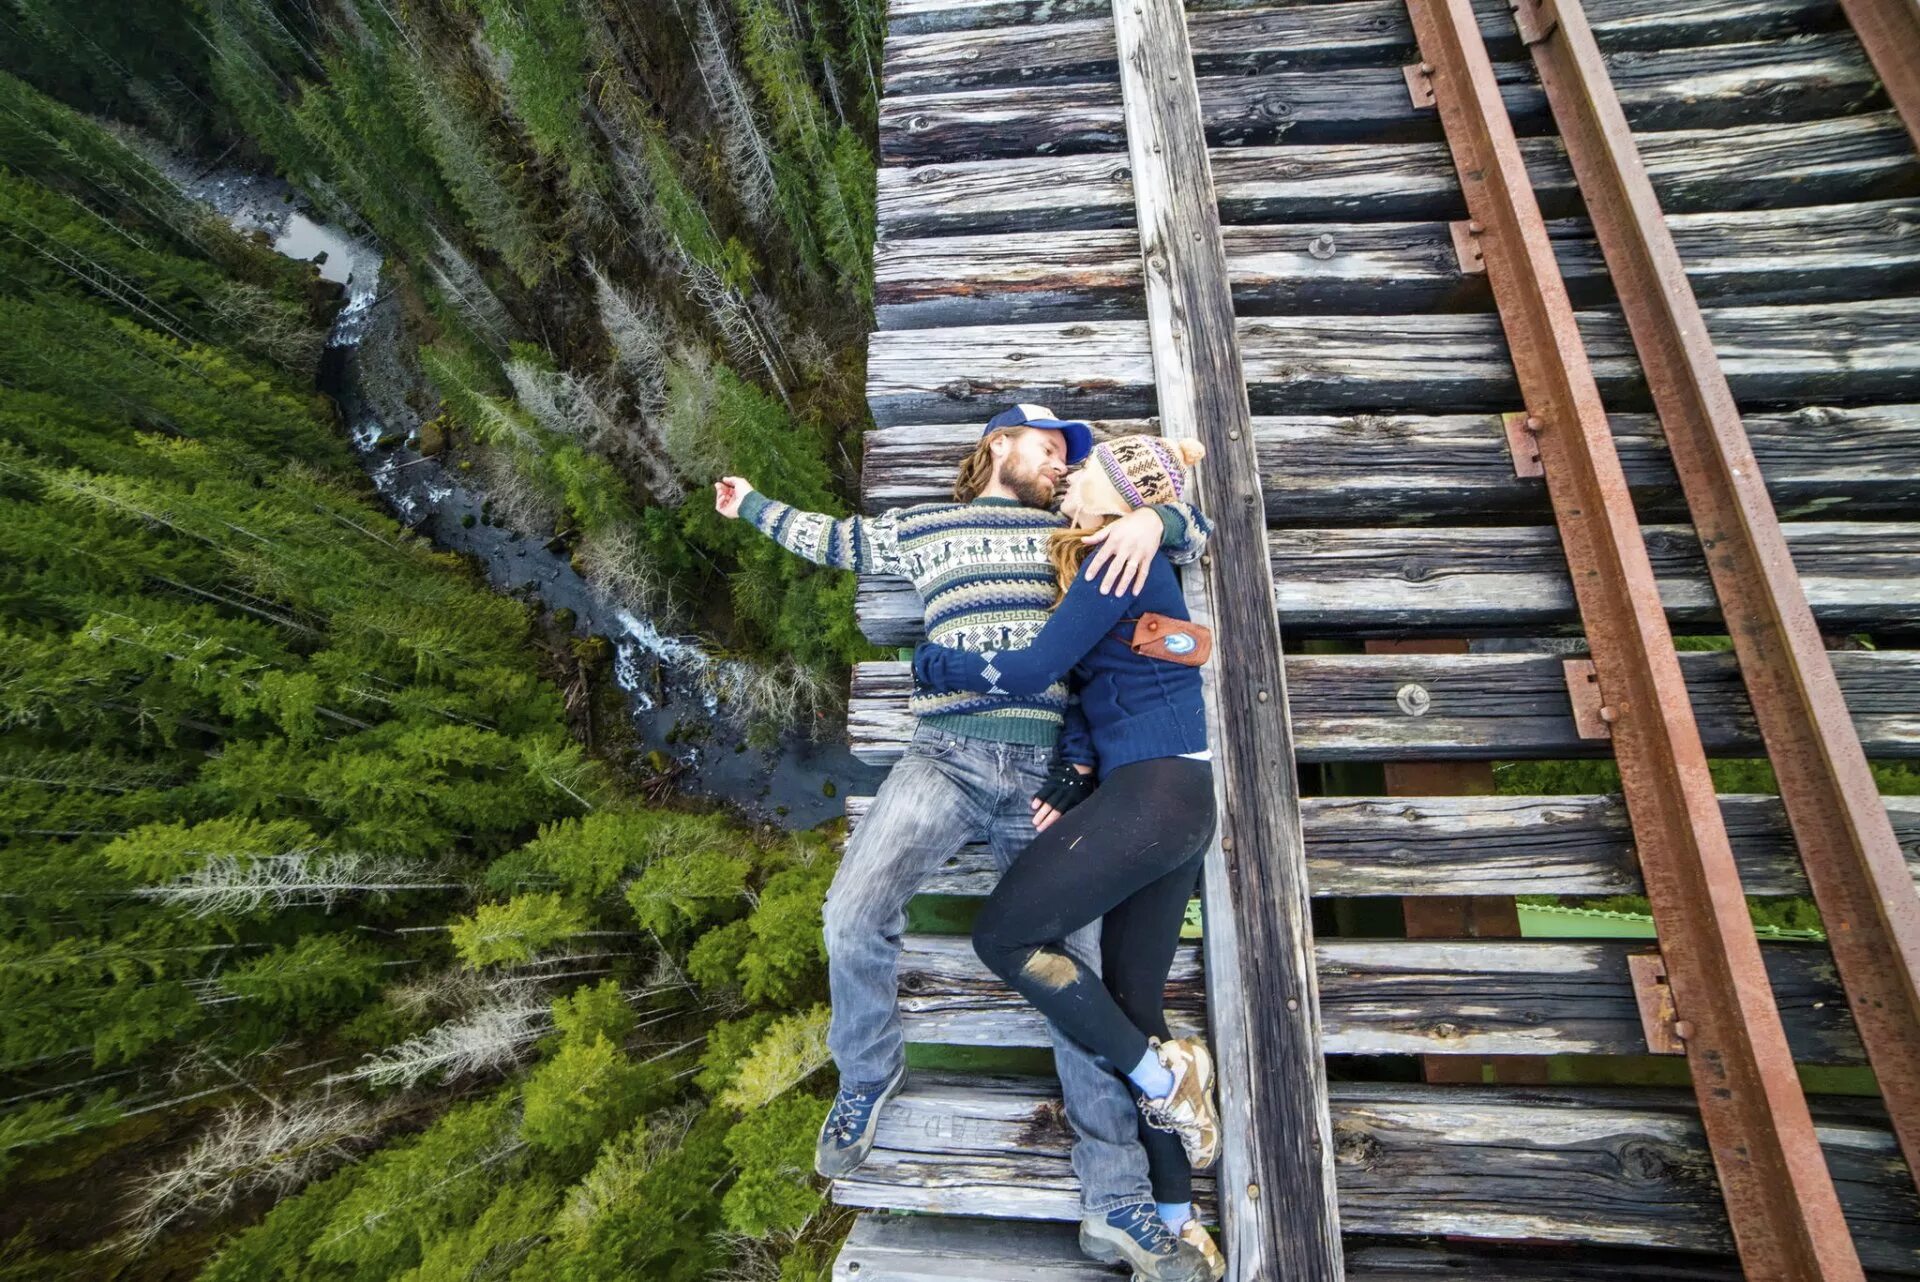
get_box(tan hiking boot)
[1177,1219,1226,1281]
[1136,1036,1221,1169]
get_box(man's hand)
[1031,761,1095,831]
[713,476,754,519]
[1080,506,1162,596]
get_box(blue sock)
[1128,1046,1175,1097]
[1158,1201,1193,1233]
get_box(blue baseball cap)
[985,403,1094,464]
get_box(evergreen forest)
[1,0,881,1276]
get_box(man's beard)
[999,459,1056,509]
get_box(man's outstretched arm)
[714,477,904,576]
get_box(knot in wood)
[1429,1021,1462,1040]
[1401,556,1433,583]
[1334,1123,1383,1169]
[899,972,925,993]
[1617,1138,1673,1184]
[1260,94,1296,120]
[910,167,943,185]
[907,115,931,132]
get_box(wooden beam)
[881,35,1884,162]
[859,407,1920,522]
[876,115,1919,237]
[848,792,1920,898]
[848,650,1920,765]
[882,0,1835,95]
[855,521,1920,644]
[832,1074,1920,1273]
[1110,0,1340,1271]
[863,300,1920,426]
[873,201,1920,327]
[890,933,1868,1061]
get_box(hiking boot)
[1079,1201,1212,1282]
[1136,1036,1221,1170]
[814,1062,906,1178]
[1177,1219,1226,1281]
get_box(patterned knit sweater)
[739,490,1211,746]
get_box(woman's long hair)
[1046,518,1118,604]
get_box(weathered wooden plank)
[877,116,1920,237]
[857,522,1920,642]
[885,0,1832,37]
[832,1075,1920,1272]
[831,1212,1763,1280]
[883,0,1839,95]
[1113,0,1338,1269]
[846,649,1920,764]
[873,201,1920,327]
[865,301,1920,425]
[880,35,1884,162]
[892,933,1865,1061]
[858,406,1920,521]
[847,793,1920,898]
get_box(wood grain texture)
[1111,0,1339,1270]
[882,0,1837,95]
[880,35,1884,162]
[889,933,1866,1061]
[854,521,1920,643]
[831,1074,1920,1272]
[847,649,1920,764]
[846,792,1920,898]
[872,201,1920,327]
[857,406,1920,521]
[862,300,1920,425]
[876,115,1919,237]
[884,0,1833,36]
[831,1212,1765,1280]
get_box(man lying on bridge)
[714,404,1215,1282]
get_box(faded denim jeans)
[823,721,1153,1213]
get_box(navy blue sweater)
[911,553,1208,780]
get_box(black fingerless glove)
[1035,761,1096,815]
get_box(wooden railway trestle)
[830,0,1920,1276]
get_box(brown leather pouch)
[1125,612,1212,666]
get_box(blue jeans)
[823,721,1154,1213]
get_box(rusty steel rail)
[1836,0,1920,152]
[1399,0,1869,1276]
[1511,0,1920,1198]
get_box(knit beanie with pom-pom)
[1088,435,1206,510]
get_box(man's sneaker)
[1079,1202,1212,1282]
[1136,1036,1221,1169]
[814,1062,906,1178]
[1177,1219,1226,1281]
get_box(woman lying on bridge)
[910,434,1226,1280]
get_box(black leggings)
[971,756,1217,1202]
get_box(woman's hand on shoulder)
[1080,507,1162,596]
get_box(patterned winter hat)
[1090,435,1202,509]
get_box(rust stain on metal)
[1500,409,1544,477]
[1401,62,1437,109]
[1405,0,1868,1273]
[1514,0,1920,1206]
[1629,952,1685,1056]
[1560,659,1611,740]
[1449,219,1487,275]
